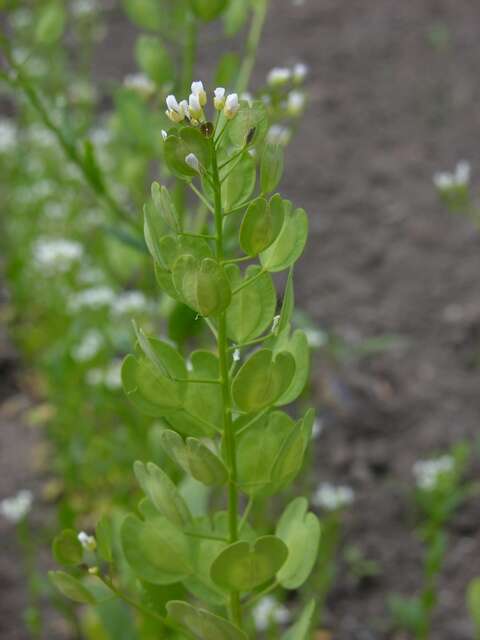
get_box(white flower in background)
[0,118,17,153]
[185,153,200,172]
[28,124,56,148]
[252,596,290,631]
[224,93,240,119]
[72,0,97,17]
[413,455,454,490]
[267,67,292,86]
[78,531,97,551]
[9,8,32,29]
[433,160,471,191]
[213,87,226,111]
[112,290,147,315]
[103,360,123,389]
[266,125,291,146]
[71,330,103,362]
[304,327,327,348]
[90,127,111,148]
[313,482,354,511]
[0,490,33,523]
[33,238,83,274]
[287,90,306,116]
[240,92,253,106]
[124,73,155,95]
[191,80,207,107]
[44,202,65,220]
[293,62,309,82]
[78,266,106,286]
[69,286,116,312]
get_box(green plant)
[48,86,319,638]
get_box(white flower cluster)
[252,596,290,631]
[69,286,116,312]
[165,80,239,125]
[33,238,83,274]
[112,290,148,316]
[78,531,97,551]
[87,359,123,389]
[124,73,155,96]
[313,482,354,511]
[267,63,308,87]
[71,330,103,362]
[0,489,33,523]
[433,161,471,191]
[266,125,291,146]
[413,455,454,490]
[0,118,17,153]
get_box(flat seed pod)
[273,327,310,405]
[210,535,288,592]
[239,196,284,256]
[228,101,268,148]
[260,206,308,272]
[183,350,223,433]
[226,264,276,344]
[276,497,320,589]
[260,144,284,194]
[151,182,180,231]
[133,461,192,528]
[173,256,231,317]
[232,349,295,412]
[164,127,211,179]
[121,515,192,585]
[222,152,256,211]
[167,600,247,640]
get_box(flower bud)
[185,153,200,172]
[293,63,308,83]
[191,80,207,106]
[78,531,97,552]
[223,93,239,119]
[189,93,203,120]
[165,94,185,123]
[286,90,305,116]
[213,87,226,110]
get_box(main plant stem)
[211,143,243,629]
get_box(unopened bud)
[191,80,207,106]
[224,93,239,119]
[214,87,226,111]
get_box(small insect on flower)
[267,67,292,86]
[185,153,200,172]
[191,80,207,107]
[213,87,226,111]
[224,93,240,119]
[78,531,97,552]
[165,95,186,123]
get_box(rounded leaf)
[135,35,174,85]
[167,600,247,640]
[260,205,308,272]
[49,571,95,604]
[273,329,310,405]
[173,256,231,317]
[239,196,284,256]
[222,152,256,211]
[260,144,284,194]
[232,349,295,412]
[165,127,211,178]
[52,530,83,566]
[228,101,269,148]
[210,535,288,592]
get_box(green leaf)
[164,127,211,179]
[35,2,65,44]
[232,349,295,412]
[273,328,310,405]
[260,204,308,272]
[282,600,316,640]
[229,101,269,148]
[190,0,228,21]
[52,530,83,566]
[95,515,113,564]
[122,0,163,30]
[49,571,95,604]
[276,498,320,589]
[167,600,247,640]
[133,461,192,527]
[221,151,256,211]
[467,578,480,636]
[121,515,192,585]
[210,535,288,592]
[159,429,228,486]
[135,35,174,85]
[236,410,309,496]
[226,265,276,344]
[239,195,284,256]
[150,182,180,232]
[172,256,231,317]
[260,145,284,194]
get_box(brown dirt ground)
[3,0,480,638]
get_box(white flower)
[0,118,17,153]
[304,327,326,348]
[240,92,253,106]
[33,238,83,274]
[71,330,103,362]
[189,93,203,120]
[124,73,155,95]
[72,0,97,17]
[455,160,471,185]
[165,94,186,123]
[252,596,290,631]
[0,490,33,523]
[433,160,471,191]
[68,286,116,312]
[293,63,308,82]
[161,129,168,141]
[78,531,97,551]
[112,290,148,315]
[266,125,291,146]
[313,482,354,511]
[267,67,291,86]
[214,87,226,110]
[191,80,207,106]
[185,153,200,172]
[287,90,306,116]
[413,455,454,490]
[224,93,240,119]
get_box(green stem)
[236,0,270,94]
[212,140,243,630]
[231,268,266,295]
